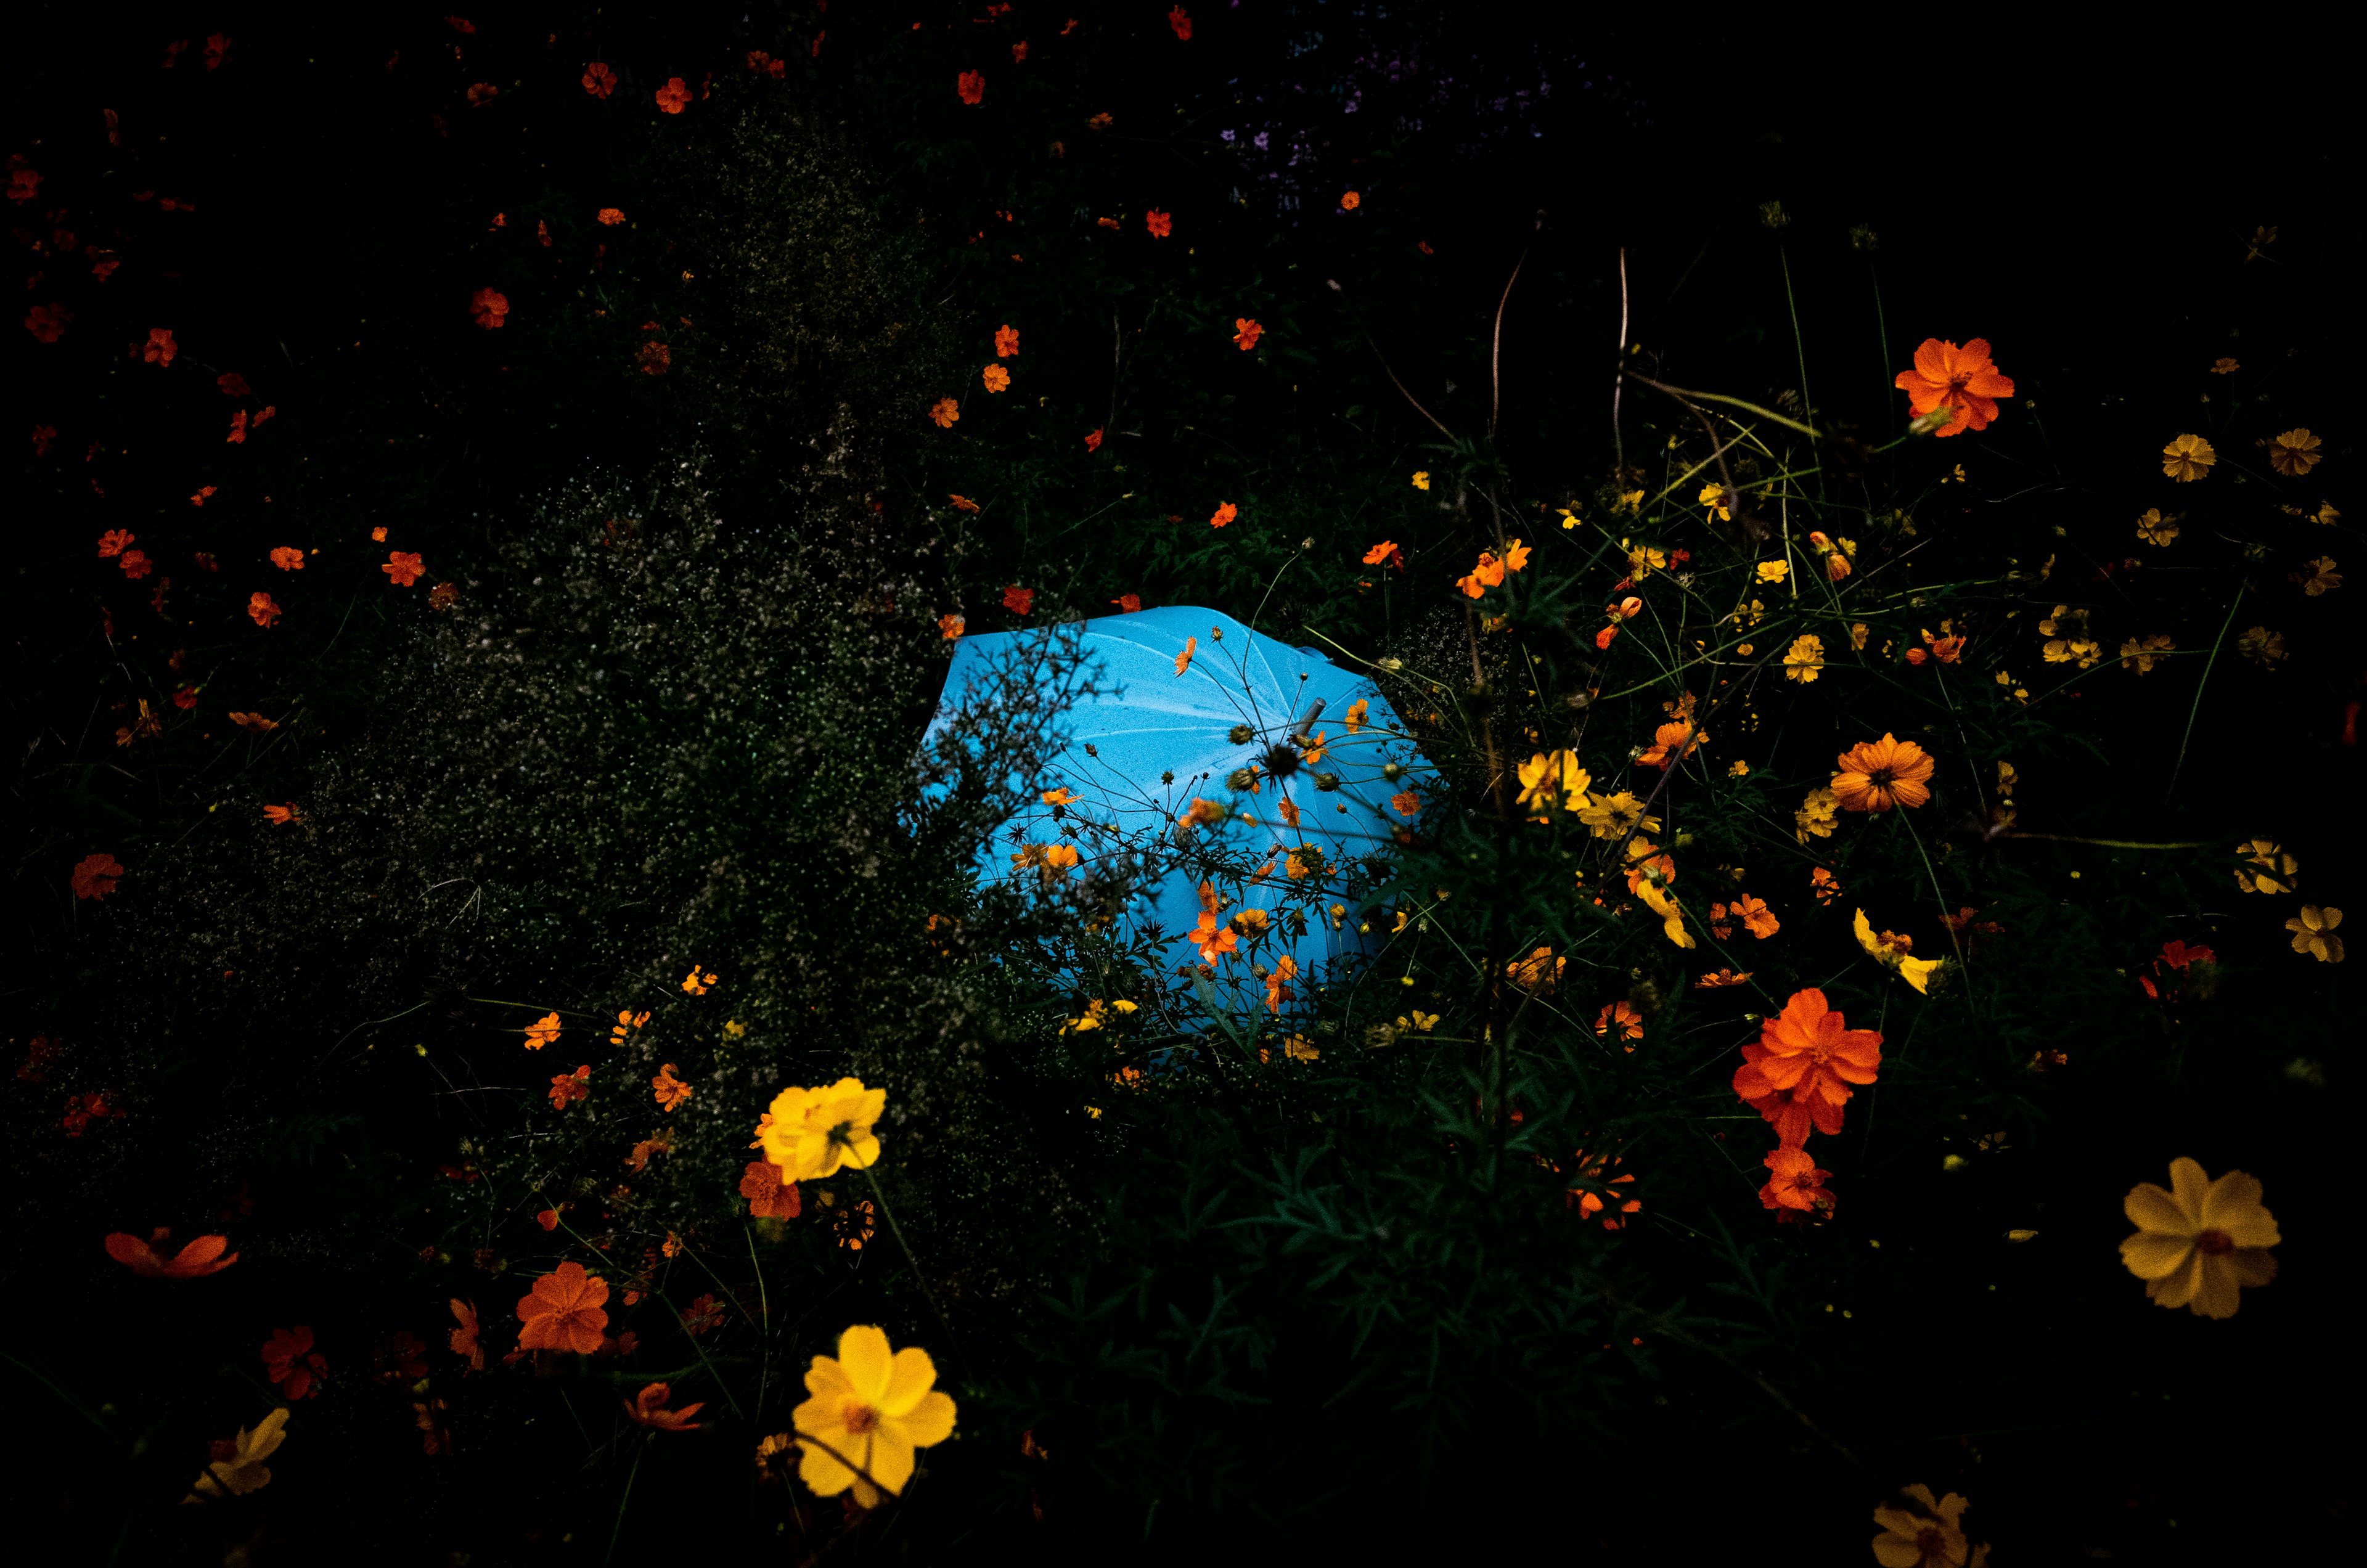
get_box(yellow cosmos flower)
[1854,909,1943,994]
[185,1407,291,1502]
[792,1325,958,1506]
[1634,878,1695,949]
[2161,432,2215,481]
[1871,1484,1987,1568]
[2232,839,2297,896]
[1410,470,1431,490]
[2285,905,2344,963]
[1756,560,1789,582]
[2133,508,2180,547]
[1782,633,1824,684]
[761,1077,886,1182]
[2267,427,2321,476]
[1515,750,1590,813]
[2118,1158,2279,1318]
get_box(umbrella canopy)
[931,604,1433,991]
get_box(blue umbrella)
[931,604,1433,998]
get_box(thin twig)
[1358,327,1455,439]
[1489,233,1534,439]
[2165,582,2244,802]
[1613,247,1630,473]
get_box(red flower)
[117,549,154,580]
[143,328,178,365]
[1209,501,1237,529]
[1146,210,1172,238]
[624,1381,706,1431]
[637,341,671,375]
[270,546,305,571]
[449,1299,486,1371]
[515,1261,608,1353]
[6,158,41,202]
[1002,584,1035,615]
[597,206,625,226]
[947,494,981,512]
[248,592,282,628]
[655,77,692,113]
[104,1227,238,1278]
[377,1329,430,1382]
[1169,6,1193,39]
[1758,1145,1836,1220]
[71,853,124,900]
[218,372,251,396]
[1361,540,1405,571]
[383,552,427,587]
[467,82,499,107]
[97,529,134,558]
[994,323,1020,357]
[1084,428,1104,452]
[226,410,248,444]
[1110,593,1143,614]
[740,1160,803,1219]
[678,1292,726,1336]
[25,303,70,342]
[582,62,618,99]
[62,1091,125,1135]
[189,487,216,507]
[31,423,55,454]
[1232,317,1262,352]
[1731,989,1883,1146]
[1894,338,2014,438]
[470,288,509,329]
[204,33,230,71]
[261,1326,325,1399]
[1012,41,1028,63]
[957,70,985,104]
[548,1064,591,1109]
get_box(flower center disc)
[2196,1228,2235,1256]
[843,1402,881,1435]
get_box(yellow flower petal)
[2117,1231,2194,1281]
[879,1345,940,1418]
[897,1387,959,1448]
[2165,1157,2211,1225]
[836,1325,896,1403]
[2121,1181,2188,1236]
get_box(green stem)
[860,1164,967,1369]
[1778,243,1822,496]
[1901,814,1967,973]
[605,1439,645,1565]
[2165,583,2245,802]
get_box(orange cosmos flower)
[1809,867,1841,905]
[939,613,966,639]
[1730,894,1779,939]
[469,288,508,329]
[1390,790,1421,817]
[548,1064,591,1109]
[1343,699,1369,733]
[1362,540,1404,570]
[994,324,1020,357]
[653,1063,691,1111]
[25,302,70,342]
[1595,1000,1643,1045]
[383,552,426,586]
[981,364,1010,393]
[1169,6,1193,39]
[1637,720,1704,769]
[626,1381,707,1431]
[740,1160,803,1219]
[449,1299,484,1371]
[1233,317,1262,351]
[1566,1148,1639,1229]
[72,852,124,899]
[597,206,625,225]
[248,592,283,627]
[1732,988,1883,1146]
[582,62,617,98]
[1831,733,1936,812]
[1084,427,1104,451]
[1695,968,1754,989]
[515,1261,608,1354]
[143,327,179,365]
[1002,584,1034,614]
[269,546,304,571]
[1147,210,1172,237]
[1209,501,1237,528]
[1893,337,2014,437]
[610,1010,650,1045]
[957,70,985,104]
[261,804,300,825]
[105,1227,239,1277]
[1174,634,1196,675]
[1111,592,1142,613]
[1507,947,1564,994]
[655,77,691,113]
[97,529,134,558]
[1341,190,1361,210]
[522,1012,560,1050]
[930,398,959,428]
[1759,1145,1835,1219]
[1264,954,1298,1013]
